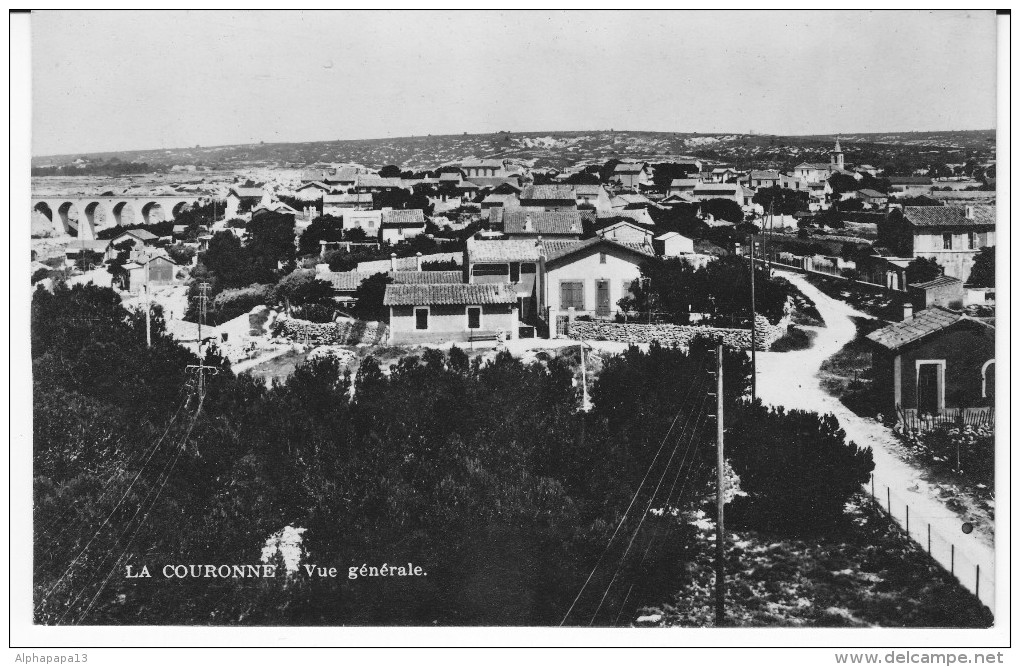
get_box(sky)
[30,10,999,157]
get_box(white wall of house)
[381,225,425,244]
[543,246,644,324]
[343,211,383,236]
[389,303,517,344]
[913,229,995,281]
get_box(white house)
[380,209,427,244]
[343,210,383,236]
[537,237,655,330]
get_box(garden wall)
[566,314,783,351]
[272,316,389,346]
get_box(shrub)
[726,402,875,533]
[896,423,994,489]
[212,283,276,324]
[166,244,196,266]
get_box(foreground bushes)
[726,402,875,533]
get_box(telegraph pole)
[748,236,757,402]
[144,284,152,349]
[714,343,726,626]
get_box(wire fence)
[864,472,994,612]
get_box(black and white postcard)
[11,8,1010,660]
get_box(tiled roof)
[573,184,604,195]
[930,191,996,201]
[520,184,576,201]
[902,205,995,228]
[794,162,832,170]
[115,228,159,241]
[669,178,699,187]
[866,307,992,350]
[502,209,583,235]
[323,271,375,291]
[457,180,480,190]
[381,209,425,226]
[857,189,886,198]
[544,237,655,264]
[327,167,360,181]
[357,252,462,274]
[612,193,653,206]
[468,237,581,263]
[614,163,645,174]
[390,270,463,284]
[909,275,963,290]
[748,170,781,180]
[481,193,519,205]
[297,180,331,190]
[383,282,516,306]
[323,193,373,204]
[469,176,521,190]
[355,175,404,188]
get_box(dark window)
[509,263,521,283]
[968,232,976,250]
[560,281,584,310]
[600,252,607,264]
[467,307,481,329]
[520,262,537,274]
[415,308,428,330]
[473,263,509,277]
[943,233,953,250]
[622,279,635,298]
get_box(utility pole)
[186,281,217,408]
[748,235,757,402]
[144,283,152,349]
[714,343,726,626]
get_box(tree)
[276,269,336,311]
[378,165,402,178]
[726,402,874,532]
[752,186,809,216]
[827,172,860,197]
[699,198,743,223]
[351,272,392,321]
[246,211,296,276]
[166,244,196,266]
[905,256,944,285]
[967,246,994,287]
[298,215,345,255]
[74,249,105,272]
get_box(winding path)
[755,271,996,611]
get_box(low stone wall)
[566,314,783,351]
[272,317,388,346]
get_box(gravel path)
[755,271,996,610]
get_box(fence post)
[871,473,875,498]
[887,487,891,514]
[906,505,909,535]
[951,544,955,575]
[976,565,980,600]
[927,524,931,554]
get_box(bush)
[32,268,51,284]
[211,283,276,324]
[291,303,337,323]
[726,402,875,533]
[895,423,994,489]
[166,244,196,266]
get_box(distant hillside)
[33,129,995,173]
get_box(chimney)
[415,252,422,271]
[524,214,533,232]
[902,302,913,322]
[390,252,397,271]
[965,205,974,220]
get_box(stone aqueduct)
[31,195,205,240]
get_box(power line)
[588,383,714,625]
[558,359,704,626]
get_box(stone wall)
[272,316,388,346]
[566,314,783,351]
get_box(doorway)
[596,280,610,318]
[916,362,942,415]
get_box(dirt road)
[755,271,996,610]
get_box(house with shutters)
[460,159,507,180]
[537,237,656,333]
[519,184,578,211]
[323,193,374,216]
[610,162,652,190]
[380,209,427,244]
[384,282,519,345]
[121,248,178,293]
[880,205,996,282]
